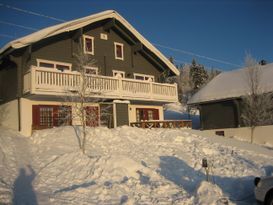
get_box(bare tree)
[63,44,103,154]
[241,54,273,143]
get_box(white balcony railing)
[23,66,178,102]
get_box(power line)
[153,43,241,68]
[0,3,240,69]
[0,3,65,22]
[0,20,38,31]
[0,33,15,39]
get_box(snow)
[195,181,229,205]
[1,125,273,204]
[188,63,273,104]
[164,102,200,129]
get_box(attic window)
[114,42,124,60]
[83,35,94,55]
[37,59,71,71]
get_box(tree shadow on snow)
[12,165,38,205]
[54,181,96,194]
[72,125,82,149]
[159,156,256,203]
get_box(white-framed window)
[113,70,125,78]
[114,42,124,60]
[85,66,98,75]
[133,73,155,82]
[37,59,72,71]
[83,35,94,55]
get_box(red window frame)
[32,105,72,130]
[136,108,159,121]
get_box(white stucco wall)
[128,104,164,123]
[20,98,99,136]
[203,125,273,146]
[0,99,19,130]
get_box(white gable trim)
[0,10,179,76]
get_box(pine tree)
[189,59,208,92]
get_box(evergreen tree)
[189,59,208,92]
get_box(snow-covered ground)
[0,126,273,204]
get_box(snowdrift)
[0,126,273,204]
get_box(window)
[136,108,159,121]
[56,106,72,126]
[113,70,125,78]
[114,42,124,60]
[133,73,155,82]
[32,105,72,129]
[37,59,72,71]
[85,66,98,75]
[83,35,94,55]
[39,107,54,127]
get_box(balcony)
[23,66,178,102]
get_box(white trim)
[133,73,155,82]
[114,42,124,60]
[113,100,130,104]
[36,59,72,71]
[83,35,94,55]
[113,103,117,128]
[84,66,98,75]
[0,10,179,76]
[112,70,125,78]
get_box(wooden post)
[150,81,153,99]
[31,66,36,94]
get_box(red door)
[85,106,99,127]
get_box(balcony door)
[136,108,159,121]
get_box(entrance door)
[85,106,99,127]
[136,108,159,121]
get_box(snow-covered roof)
[188,63,273,105]
[0,10,179,76]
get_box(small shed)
[188,63,273,130]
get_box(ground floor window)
[39,107,54,127]
[32,105,72,129]
[136,108,159,121]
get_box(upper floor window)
[134,73,155,82]
[83,35,94,55]
[85,66,98,75]
[37,59,72,71]
[114,42,124,60]
[113,70,125,78]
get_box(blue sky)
[0,0,272,71]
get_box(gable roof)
[188,63,273,105]
[0,10,179,76]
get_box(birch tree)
[64,44,102,154]
[241,55,273,143]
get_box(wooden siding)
[0,59,18,103]
[26,21,163,81]
[199,100,239,130]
